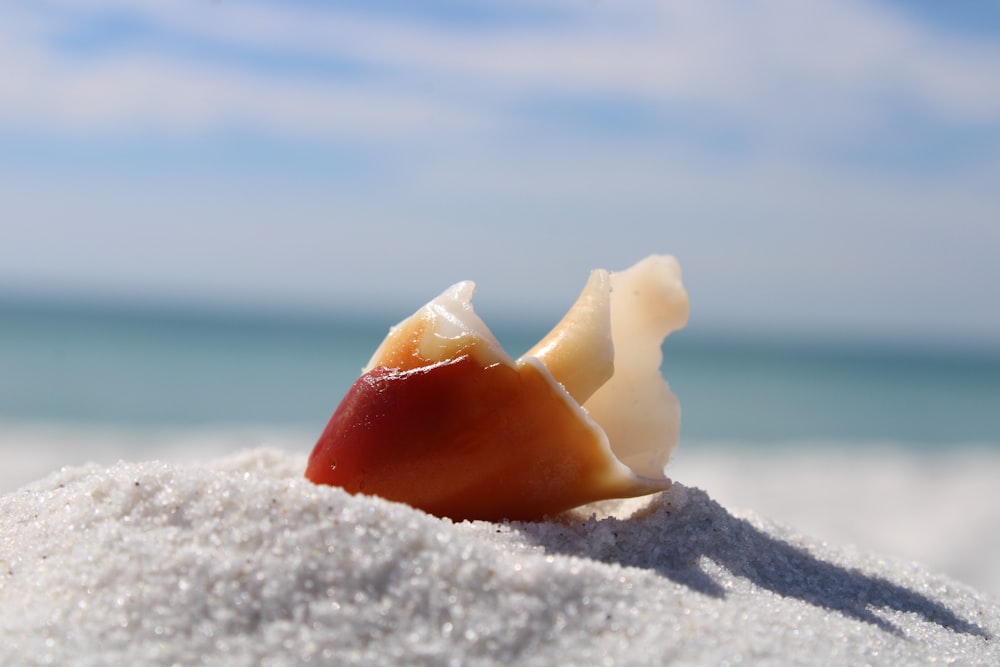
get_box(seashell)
[305,255,689,521]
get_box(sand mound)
[1,449,996,665]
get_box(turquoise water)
[2,298,999,447]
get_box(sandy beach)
[6,0,1000,662]
[2,437,998,665]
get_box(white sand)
[2,448,997,666]
[5,422,1000,597]
[670,443,1000,600]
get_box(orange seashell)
[305,255,689,521]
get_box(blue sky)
[2,0,999,347]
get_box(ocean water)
[2,297,999,448]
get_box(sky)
[2,0,999,348]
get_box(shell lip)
[516,337,673,497]
[380,355,472,379]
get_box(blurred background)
[1,1,999,592]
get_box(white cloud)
[2,0,999,345]
[0,2,488,138]
[3,0,1000,141]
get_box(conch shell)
[305,255,689,521]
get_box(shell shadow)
[511,485,990,639]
